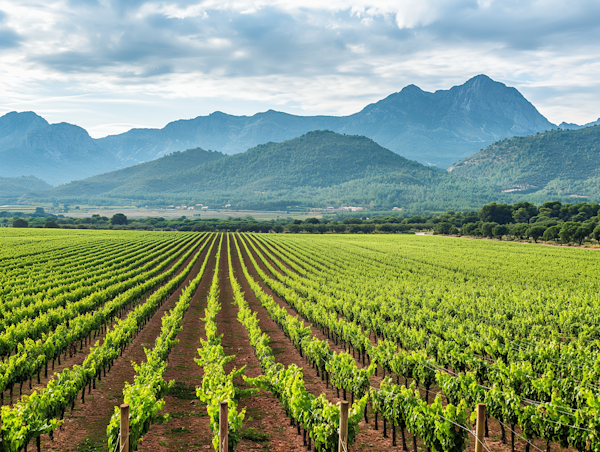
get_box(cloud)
[1,0,600,134]
[0,9,22,50]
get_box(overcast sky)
[1,0,599,137]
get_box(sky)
[1,0,599,138]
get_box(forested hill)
[97,75,554,168]
[41,131,504,210]
[0,176,52,203]
[52,147,226,195]
[448,125,600,199]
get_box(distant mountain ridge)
[97,75,555,168]
[559,118,600,130]
[0,75,558,185]
[0,112,122,185]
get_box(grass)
[168,381,197,400]
[76,437,105,452]
[240,427,270,443]
[171,411,206,418]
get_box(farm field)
[0,230,599,452]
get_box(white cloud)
[1,0,599,135]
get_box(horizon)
[1,1,599,137]
[2,74,594,140]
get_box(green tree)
[573,222,595,245]
[12,218,28,228]
[510,223,529,240]
[559,222,578,243]
[111,213,128,225]
[542,225,561,242]
[512,208,530,223]
[461,222,480,236]
[513,202,538,219]
[593,224,600,242]
[492,224,509,240]
[44,220,59,228]
[527,225,546,243]
[434,222,452,235]
[479,203,513,224]
[481,222,498,238]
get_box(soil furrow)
[39,234,212,452]
[2,234,204,406]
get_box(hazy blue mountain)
[1,75,555,185]
[559,118,600,130]
[0,176,52,203]
[447,125,600,199]
[337,75,555,167]
[97,75,554,168]
[42,131,506,211]
[0,112,122,185]
[96,110,340,166]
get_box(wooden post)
[120,404,130,452]
[338,400,349,452]
[219,401,229,452]
[475,403,486,452]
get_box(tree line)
[6,200,600,246]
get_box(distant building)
[392,207,403,211]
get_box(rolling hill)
[447,125,600,199]
[0,176,52,204]
[42,131,504,211]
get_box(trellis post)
[219,401,229,452]
[475,403,486,452]
[338,400,349,452]
[120,404,130,452]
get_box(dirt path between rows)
[138,233,308,452]
[225,234,307,452]
[2,235,202,408]
[235,234,412,451]
[40,234,211,452]
[240,234,576,452]
[136,237,219,452]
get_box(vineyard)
[0,229,599,452]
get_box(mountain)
[447,124,600,199]
[0,112,122,185]
[0,175,52,203]
[96,110,339,166]
[43,131,504,211]
[97,75,553,168]
[559,118,600,130]
[1,75,555,184]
